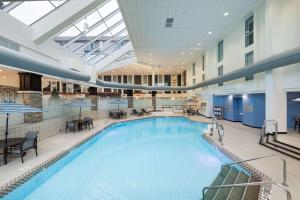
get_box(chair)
[131,109,143,116]
[66,121,76,133]
[294,116,300,130]
[10,131,38,163]
[109,111,120,119]
[119,111,127,118]
[141,108,151,115]
[83,117,94,130]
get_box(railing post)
[282,158,287,186]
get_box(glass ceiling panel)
[50,1,66,7]
[53,0,133,66]
[98,0,118,18]
[75,11,101,31]
[58,26,81,37]
[120,31,128,37]
[85,23,107,37]
[105,12,122,28]
[110,23,126,35]
[7,1,67,26]
[9,1,54,25]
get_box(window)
[143,75,148,85]
[245,51,254,81]
[202,55,205,71]
[192,63,196,76]
[217,40,223,62]
[245,15,254,47]
[218,66,223,86]
[202,74,205,82]
[8,1,67,26]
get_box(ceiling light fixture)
[197,43,201,46]
[224,12,229,16]
[208,31,212,35]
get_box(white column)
[265,70,287,132]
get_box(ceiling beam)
[32,0,106,44]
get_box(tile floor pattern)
[0,113,299,200]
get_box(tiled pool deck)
[0,113,299,200]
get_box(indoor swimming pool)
[3,117,233,200]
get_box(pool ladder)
[202,154,291,200]
[209,112,224,145]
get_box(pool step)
[203,166,260,200]
[261,136,300,160]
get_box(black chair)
[109,111,120,119]
[83,117,94,130]
[131,109,143,116]
[10,131,39,163]
[119,111,127,118]
[294,116,300,130]
[66,121,76,133]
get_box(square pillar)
[18,72,43,123]
[265,70,287,133]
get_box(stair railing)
[202,181,291,200]
[221,154,287,186]
[261,120,278,143]
[209,112,224,145]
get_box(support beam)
[32,0,106,44]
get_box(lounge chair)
[141,108,151,115]
[10,131,39,163]
[131,109,143,116]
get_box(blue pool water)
[4,117,233,200]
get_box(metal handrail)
[210,112,224,145]
[221,154,287,186]
[202,181,291,200]
[261,120,278,142]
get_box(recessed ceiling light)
[208,31,212,35]
[224,12,229,16]
[197,43,201,46]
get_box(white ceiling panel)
[118,0,258,66]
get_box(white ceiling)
[118,0,258,66]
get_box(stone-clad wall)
[0,110,101,141]
[19,91,43,123]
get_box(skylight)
[98,0,118,18]
[53,0,133,66]
[7,1,67,26]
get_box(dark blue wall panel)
[287,92,300,128]
[213,93,265,128]
[242,93,265,128]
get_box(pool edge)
[0,115,269,199]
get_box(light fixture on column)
[83,18,89,32]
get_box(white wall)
[196,0,300,131]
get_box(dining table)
[0,138,26,165]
